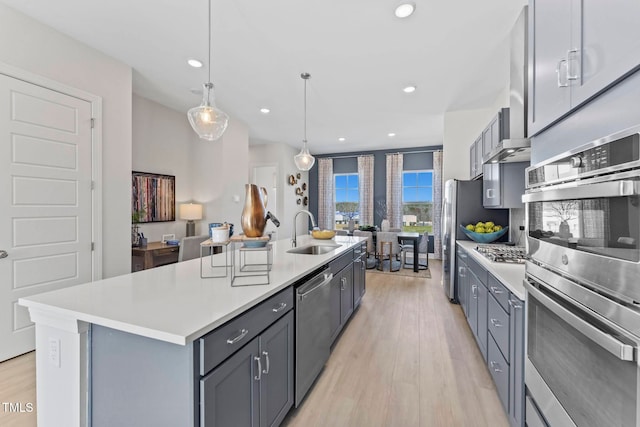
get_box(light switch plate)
[48,337,60,367]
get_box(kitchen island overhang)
[20,235,366,427]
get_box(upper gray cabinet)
[529,0,640,135]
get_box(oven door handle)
[522,180,640,203]
[525,281,635,362]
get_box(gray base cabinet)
[201,337,260,427]
[455,246,525,426]
[353,243,366,308]
[330,262,354,343]
[200,311,294,427]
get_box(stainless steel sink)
[287,244,340,255]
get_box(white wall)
[132,95,195,242]
[190,118,250,237]
[442,87,509,184]
[0,4,132,278]
[249,143,309,240]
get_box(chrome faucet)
[292,210,316,247]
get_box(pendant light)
[294,72,316,171]
[187,0,229,141]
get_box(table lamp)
[180,203,203,237]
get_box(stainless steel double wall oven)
[523,126,640,427]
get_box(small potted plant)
[131,209,145,247]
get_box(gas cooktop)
[475,244,527,264]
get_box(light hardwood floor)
[284,261,509,427]
[0,351,36,427]
[0,261,508,427]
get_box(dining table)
[396,231,420,272]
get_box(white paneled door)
[0,74,93,362]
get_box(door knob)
[0,250,7,259]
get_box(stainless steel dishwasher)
[295,267,333,407]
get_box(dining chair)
[178,235,209,262]
[375,231,402,272]
[402,231,429,270]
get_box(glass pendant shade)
[294,72,315,171]
[294,140,315,171]
[188,83,229,141]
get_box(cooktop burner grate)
[475,244,528,264]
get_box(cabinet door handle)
[254,356,262,381]
[486,188,495,199]
[490,360,503,373]
[262,351,270,374]
[490,286,504,295]
[272,302,287,313]
[226,328,249,345]
[490,318,503,328]
[566,48,579,81]
[508,299,522,310]
[341,277,346,290]
[0,250,7,259]
[556,58,569,87]
[472,284,477,297]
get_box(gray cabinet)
[353,246,366,308]
[340,263,354,324]
[508,295,525,427]
[330,260,355,344]
[456,250,525,427]
[470,136,483,179]
[482,162,527,209]
[201,336,260,427]
[477,279,488,361]
[529,0,640,135]
[456,251,469,314]
[200,311,294,427]
[467,270,479,338]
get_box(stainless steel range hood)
[486,138,530,163]
[483,6,529,165]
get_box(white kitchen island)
[19,235,365,427]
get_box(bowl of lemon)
[460,222,508,243]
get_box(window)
[335,173,359,229]
[402,170,433,233]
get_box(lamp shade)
[179,203,203,220]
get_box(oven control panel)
[527,132,640,188]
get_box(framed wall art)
[132,171,176,223]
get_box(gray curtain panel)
[433,150,443,259]
[357,155,374,227]
[386,153,403,229]
[318,158,335,230]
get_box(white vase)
[381,219,390,231]
[348,219,355,233]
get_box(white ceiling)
[0,0,526,154]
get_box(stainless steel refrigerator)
[441,179,509,301]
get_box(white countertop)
[19,235,365,346]
[457,240,526,300]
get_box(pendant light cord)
[303,76,307,142]
[208,0,212,84]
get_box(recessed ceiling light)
[395,2,416,18]
[507,149,515,153]
[403,85,417,93]
[492,160,498,164]
[187,58,203,68]
[388,133,396,137]
[260,108,270,114]
[338,137,346,142]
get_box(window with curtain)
[334,173,359,229]
[402,170,433,233]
